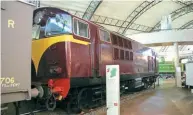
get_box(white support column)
[174,42,181,87]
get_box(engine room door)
[89,24,100,77]
[98,29,113,77]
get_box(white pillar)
[174,42,181,87]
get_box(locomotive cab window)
[100,29,110,42]
[45,13,72,36]
[33,11,73,39]
[73,18,89,38]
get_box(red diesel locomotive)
[31,7,159,113]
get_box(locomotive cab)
[32,7,72,81]
[31,7,73,105]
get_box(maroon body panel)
[70,41,91,77]
[70,20,100,78]
[99,41,113,76]
[68,15,157,80]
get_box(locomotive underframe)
[62,73,158,114]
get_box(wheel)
[45,95,56,111]
[78,88,92,112]
[67,97,81,114]
[144,82,148,89]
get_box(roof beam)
[180,20,193,29]
[174,0,193,6]
[118,0,162,35]
[164,46,169,52]
[180,45,185,51]
[151,3,193,31]
[39,2,191,34]
[82,0,102,20]
[92,15,153,32]
[181,45,187,51]
[159,46,164,52]
[40,3,153,32]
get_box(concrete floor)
[36,79,193,115]
[102,79,193,115]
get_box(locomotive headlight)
[50,66,62,74]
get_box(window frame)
[111,34,118,45]
[73,17,90,39]
[130,52,133,61]
[128,41,132,49]
[118,37,124,47]
[44,13,73,38]
[120,49,124,60]
[113,48,119,60]
[123,39,128,48]
[125,50,130,60]
[99,28,111,43]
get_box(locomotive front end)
[31,7,74,108]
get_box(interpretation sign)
[106,65,120,115]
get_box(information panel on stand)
[106,65,120,115]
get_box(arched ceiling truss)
[38,0,193,35]
[117,0,162,35]
[180,20,193,29]
[82,0,102,20]
[91,15,153,32]
[174,0,193,6]
[39,0,153,32]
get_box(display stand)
[106,65,120,115]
